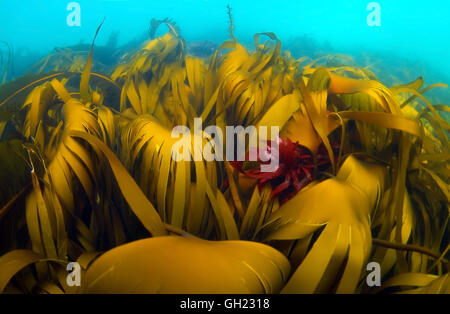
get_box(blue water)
[0,0,449,90]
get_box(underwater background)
[0,0,448,294]
[1,0,450,99]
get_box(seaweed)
[0,24,448,294]
[0,72,62,108]
[149,17,180,39]
[0,140,30,256]
[227,4,236,41]
[0,41,13,84]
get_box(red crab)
[230,137,339,204]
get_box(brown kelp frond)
[0,73,64,109]
[27,21,105,77]
[80,19,105,104]
[0,141,31,255]
[227,5,237,41]
[374,272,450,294]
[68,131,167,238]
[149,18,181,39]
[82,236,290,293]
[0,41,13,84]
[210,34,292,127]
[112,32,185,115]
[0,25,448,294]
[21,80,102,260]
[260,156,386,293]
[27,49,88,74]
[0,249,68,294]
[119,114,232,238]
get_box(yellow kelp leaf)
[50,79,71,103]
[185,57,205,109]
[413,274,450,294]
[376,273,449,294]
[27,169,58,259]
[282,110,340,154]
[393,86,450,130]
[205,183,240,240]
[112,32,184,117]
[80,19,104,103]
[0,250,41,293]
[82,236,290,294]
[216,43,249,79]
[0,73,64,108]
[327,72,401,114]
[336,153,387,213]
[421,167,450,203]
[0,249,67,293]
[27,85,44,137]
[401,104,420,120]
[338,111,422,137]
[96,105,116,148]
[113,33,183,82]
[399,82,448,109]
[391,77,424,92]
[262,155,387,293]
[22,80,100,259]
[0,121,6,139]
[326,65,375,80]
[124,80,142,114]
[69,130,167,237]
[241,186,267,240]
[121,115,218,237]
[211,34,292,126]
[371,189,414,278]
[337,92,393,153]
[298,68,339,169]
[22,81,60,145]
[240,185,278,241]
[35,84,101,216]
[256,93,301,132]
[250,33,281,73]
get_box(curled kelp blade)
[82,236,290,294]
[208,35,296,127]
[69,131,167,238]
[21,79,103,259]
[261,155,387,293]
[0,249,72,294]
[240,185,279,241]
[370,188,414,279]
[0,249,103,294]
[0,250,49,293]
[119,114,221,237]
[262,155,385,240]
[112,32,184,115]
[281,104,340,156]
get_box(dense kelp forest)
[0,17,448,294]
